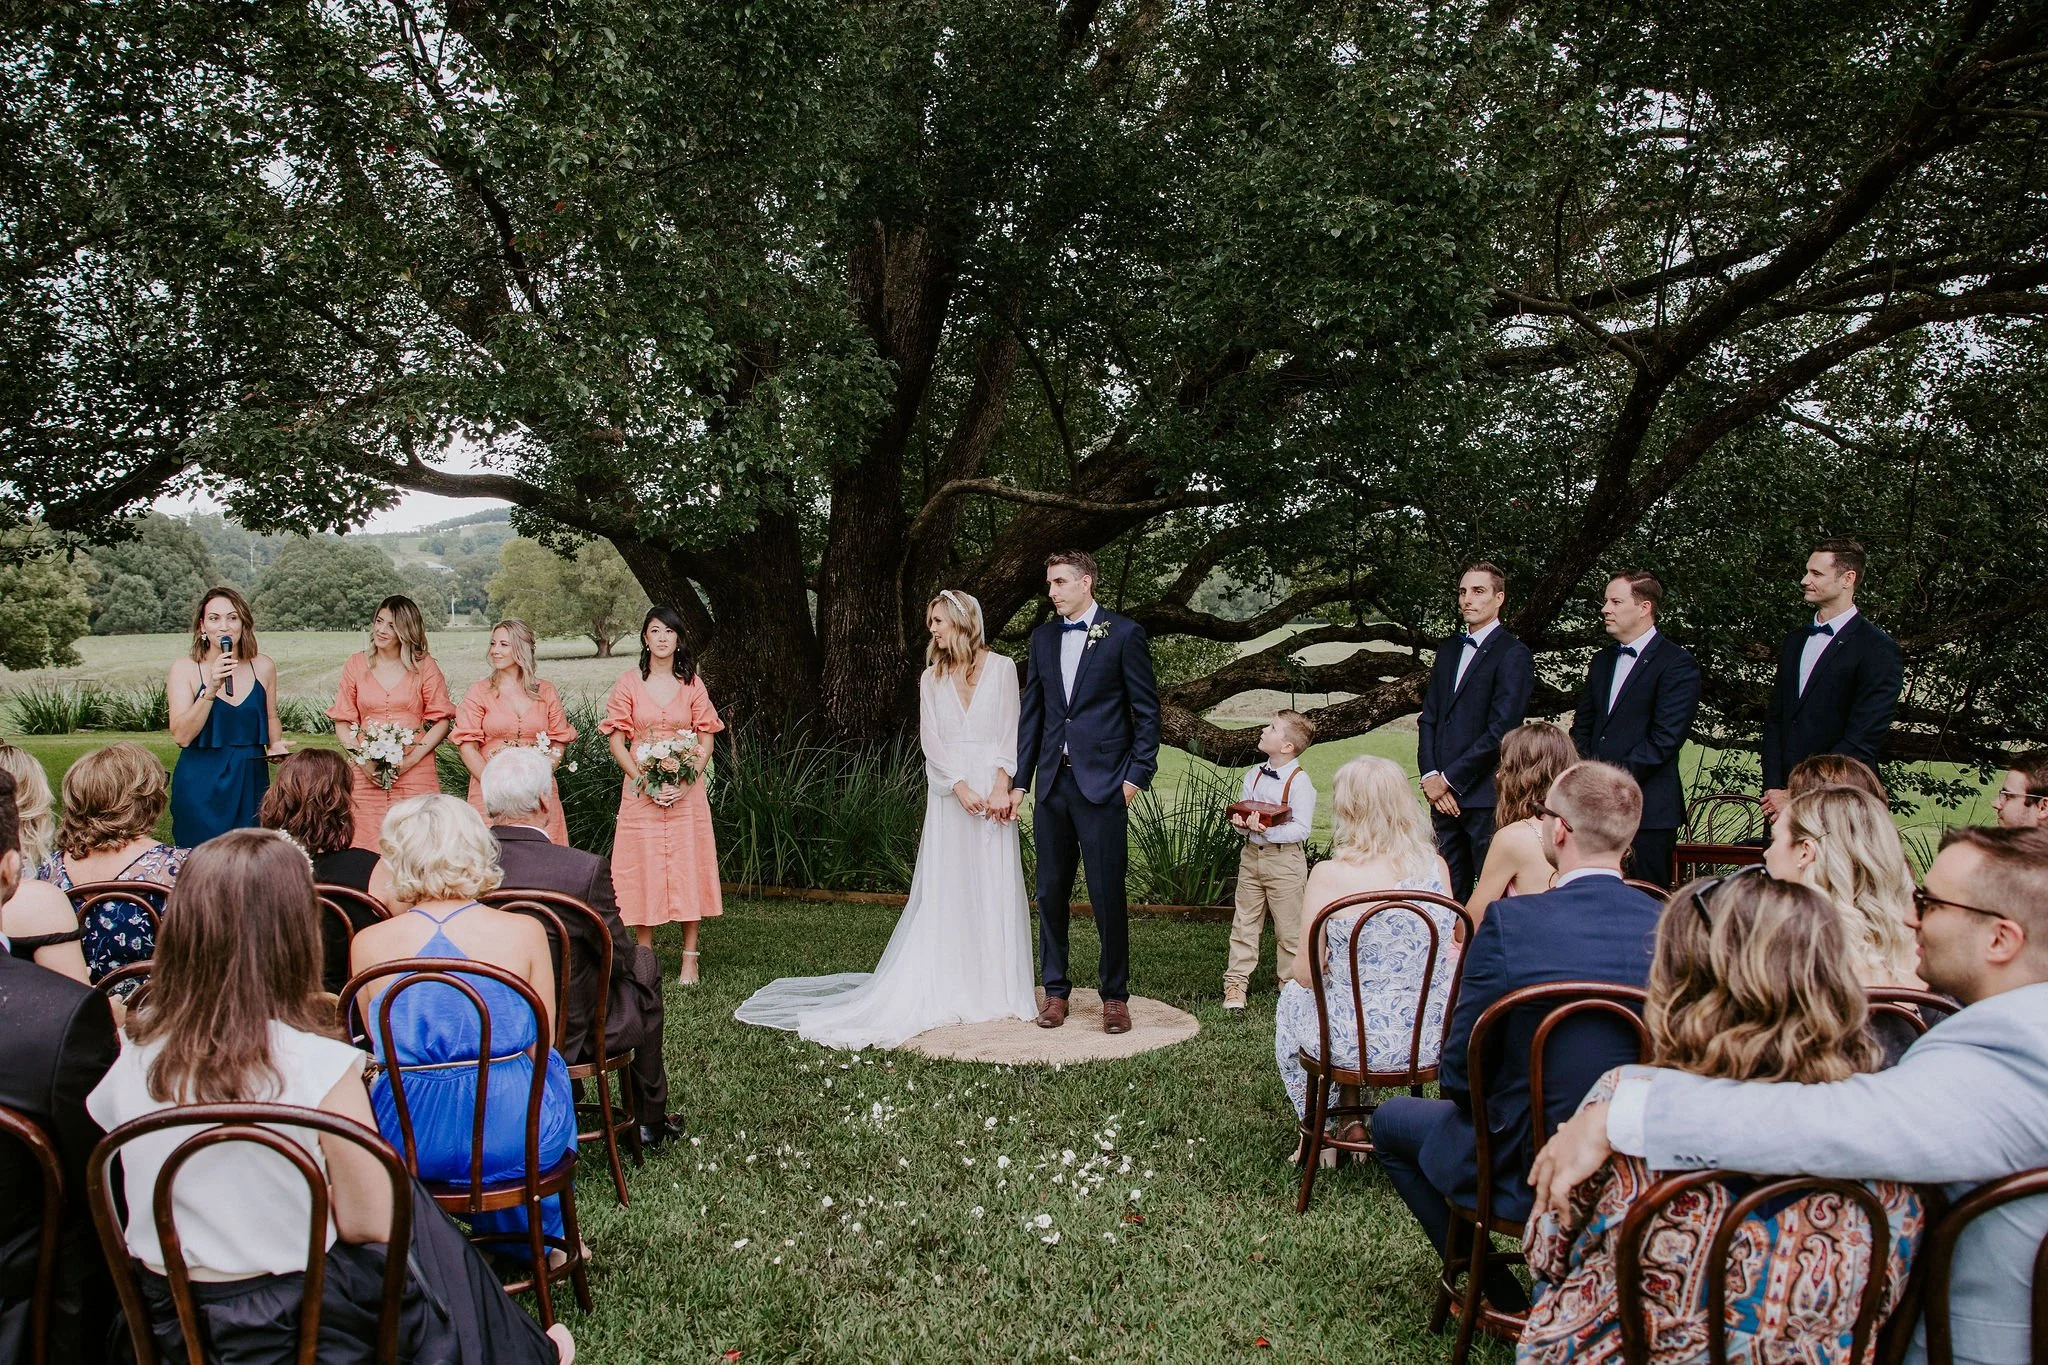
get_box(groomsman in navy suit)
[1008,550,1161,1035]
[1760,538,1904,822]
[1570,571,1702,887]
[1417,562,1536,901]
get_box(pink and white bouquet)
[353,721,417,790]
[633,732,710,797]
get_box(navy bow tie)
[1458,634,1480,648]
[1806,622,1835,637]
[1258,766,1281,780]
[1060,619,1090,632]
[1616,645,1638,658]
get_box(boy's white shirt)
[1239,758,1314,846]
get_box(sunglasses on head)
[1687,864,1768,930]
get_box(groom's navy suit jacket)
[1415,625,1534,808]
[1015,609,1161,804]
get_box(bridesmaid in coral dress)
[327,595,456,851]
[454,619,576,845]
[601,605,724,985]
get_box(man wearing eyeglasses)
[1531,826,2048,1365]
[1994,750,2048,831]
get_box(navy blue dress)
[170,678,271,847]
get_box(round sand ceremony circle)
[902,989,1199,1065]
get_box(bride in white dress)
[734,590,1041,1049]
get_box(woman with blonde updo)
[453,618,577,844]
[1272,756,1459,1157]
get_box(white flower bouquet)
[633,732,710,798]
[353,721,418,790]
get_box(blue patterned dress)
[1274,870,1461,1120]
[37,844,187,982]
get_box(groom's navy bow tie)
[1258,766,1281,780]
[1060,619,1090,632]
[1616,645,1639,658]
[1458,634,1479,647]
[1806,622,1836,637]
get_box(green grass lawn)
[572,902,1501,1364]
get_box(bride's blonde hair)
[926,590,986,674]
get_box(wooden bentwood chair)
[86,1103,415,1365]
[316,884,392,995]
[1909,1167,2048,1365]
[339,959,590,1327]
[1295,889,1473,1212]
[1434,981,1652,1365]
[66,879,170,942]
[484,889,643,1207]
[1672,793,1770,885]
[0,1103,65,1365]
[1616,1171,1898,1365]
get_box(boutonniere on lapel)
[1085,622,1112,646]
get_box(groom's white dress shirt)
[1059,602,1099,703]
[1604,980,2048,1365]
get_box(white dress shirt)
[1607,626,1656,710]
[1059,602,1099,703]
[1797,605,1857,696]
[1238,758,1316,846]
[1555,866,1623,888]
[1454,617,1500,690]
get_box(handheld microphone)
[219,635,234,697]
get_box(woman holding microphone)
[167,586,289,846]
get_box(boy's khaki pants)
[1224,841,1306,989]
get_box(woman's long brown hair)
[127,829,335,1103]
[1649,873,1881,1084]
[1495,722,1578,826]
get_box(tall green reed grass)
[5,683,169,734]
[1125,765,1243,906]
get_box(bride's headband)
[938,589,984,637]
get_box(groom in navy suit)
[1570,571,1702,887]
[1417,562,1536,901]
[1007,550,1161,1034]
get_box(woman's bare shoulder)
[3,879,75,931]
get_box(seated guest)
[1373,761,1663,1312]
[1787,751,1889,804]
[1765,784,1920,988]
[0,771,118,1363]
[85,829,571,1363]
[484,747,674,1148]
[1518,871,1922,1363]
[1994,748,2048,830]
[35,743,186,980]
[349,795,577,1252]
[1535,827,2048,1365]
[260,748,380,892]
[0,755,88,983]
[1467,723,1579,923]
[1272,757,1458,1159]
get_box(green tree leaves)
[489,536,648,656]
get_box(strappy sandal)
[678,948,701,986]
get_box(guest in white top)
[86,828,571,1364]
[1223,710,1319,1010]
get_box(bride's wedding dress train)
[733,658,1040,1050]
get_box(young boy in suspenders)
[1222,709,1317,1010]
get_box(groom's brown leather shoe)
[1102,1000,1132,1035]
[1036,997,1068,1029]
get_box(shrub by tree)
[490,537,647,657]
[81,512,215,634]
[253,538,427,631]
[0,541,91,668]
[8,1,2048,768]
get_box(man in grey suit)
[1531,825,2048,1365]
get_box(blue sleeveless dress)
[170,678,271,847]
[369,904,577,1242]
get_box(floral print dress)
[37,843,188,981]
[1273,869,1461,1120]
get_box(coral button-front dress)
[599,669,724,926]
[451,678,576,845]
[327,651,457,852]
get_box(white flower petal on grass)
[821,1196,834,1209]
[731,1239,749,1250]
[1131,1189,1142,1201]
[971,1206,985,1219]
[996,1155,1011,1169]
[1041,1231,1062,1245]
[1033,1213,1053,1229]
[984,1116,998,1129]
[850,1222,863,1233]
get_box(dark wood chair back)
[1684,793,1768,845]
[1866,986,1960,1043]
[66,879,169,940]
[0,1103,64,1365]
[1468,981,1652,1226]
[1304,888,1475,1086]
[1916,1167,2048,1365]
[480,890,602,1053]
[1623,879,1669,901]
[85,1102,414,1365]
[1671,840,1767,886]
[314,886,389,996]
[94,960,155,1010]
[1616,1169,1896,1365]
[337,958,551,1209]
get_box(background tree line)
[6,0,2048,781]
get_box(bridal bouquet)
[633,732,710,798]
[353,721,417,791]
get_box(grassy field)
[571,900,1500,1364]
